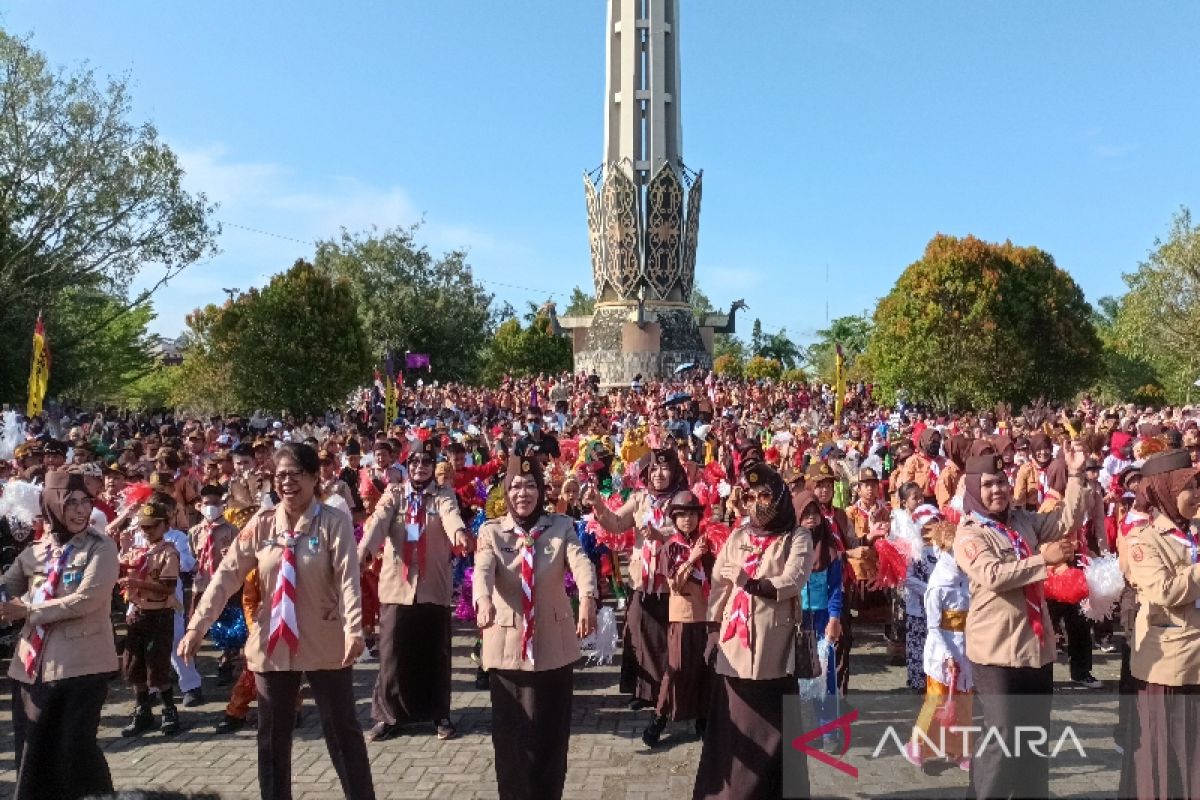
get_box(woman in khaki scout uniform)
[1117,449,1200,799]
[474,454,597,800]
[643,490,715,748]
[952,445,1085,800]
[358,437,471,742]
[1,469,119,800]
[585,446,688,709]
[693,462,814,800]
[180,442,375,800]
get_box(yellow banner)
[384,378,397,427]
[833,343,845,421]
[26,315,49,418]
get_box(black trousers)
[371,602,452,724]
[255,668,375,800]
[12,673,113,800]
[1048,599,1092,680]
[490,665,574,800]
[968,662,1053,800]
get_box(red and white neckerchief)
[821,506,847,550]
[401,486,428,582]
[640,495,671,594]
[1165,526,1200,565]
[1036,467,1050,505]
[19,542,76,677]
[516,522,548,664]
[971,512,1045,642]
[668,533,710,598]
[720,532,771,648]
[927,456,944,487]
[197,522,222,578]
[267,507,319,656]
[1121,509,1151,537]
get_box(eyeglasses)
[63,497,94,512]
[274,469,305,482]
[410,456,435,466]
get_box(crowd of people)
[1,369,1199,800]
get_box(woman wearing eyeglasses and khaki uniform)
[475,455,597,800]
[180,442,375,800]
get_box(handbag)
[793,607,821,679]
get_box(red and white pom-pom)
[703,460,726,486]
[1081,554,1125,622]
[1045,566,1089,604]
[703,521,732,556]
[870,537,908,590]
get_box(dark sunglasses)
[409,456,435,466]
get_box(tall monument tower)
[562,0,728,386]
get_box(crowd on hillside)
[1,370,1198,800]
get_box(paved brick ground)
[0,616,1124,799]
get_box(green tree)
[1113,208,1200,402]
[713,354,743,378]
[313,225,494,382]
[866,234,1101,409]
[1088,294,1162,404]
[0,32,218,402]
[175,261,371,414]
[758,329,802,369]
[46,287,157,405]
[807,314,873,383]
[745,356,783,381]
[750,318,765,355]
[564,287,595,316]
[481,313,573,386]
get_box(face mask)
[924,441,942,457]
[1014,453,1029,466]
[201,504,224,522]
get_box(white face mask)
[201,504,224,522]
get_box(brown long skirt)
[620,590,669,702]
[371,602,451,724]
[692,673,806,800]
[489,664,574,800]
[1119,679,1200,800]
[656,621,713,722]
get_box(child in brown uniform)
[118,497,182,736]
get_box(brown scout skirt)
[489,664,574,800]
[692,673,805,800]
[619,590,669,703]
[655,620,713,722]
[1119,679,1200,800]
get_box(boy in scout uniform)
[359,437,471,742]
[190,483,239,685]
[118,498,183,737]
[952,444,1085,800]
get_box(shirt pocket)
[498,608,519,627]
[61,620,99,639]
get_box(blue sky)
[4,1,1198,345]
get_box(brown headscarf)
[793,489,838,571]
[40,469,93,537]
[946,435,971,470]
[918,428,942,456]
[744,462,796,535]
[1138,451,1200,529]
[504,455,546,529]
[640,447,687,498]
[989,434,1015,460]
[963,453,1009,524]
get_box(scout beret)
[804,460,835,481]
[744,461,780,488]
[410,438,438,459]
[856,467,880,484]
[138,500,170,522]
[1140,449,1193,477]
[965,453,1006,476]
[43,469,89,495]
[667,490,705,515]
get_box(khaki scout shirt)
[953,475,1086,668]
[4,529,120,684]
[592,489,670,589]
[1123,515,1200,686]
[708,525,815,681]
[473,513,597,672]
[358,482,466,607]
[190,500,363,673]
[189,520,238,592]
[127,540,180,610]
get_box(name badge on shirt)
[405,523,422,543]
[740,544,755,552]
[501,546,517,554]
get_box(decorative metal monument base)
[562,304,713,387]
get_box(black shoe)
[160,705,180,735]
[366,721,398,743]
[216,663,235,687]
[436,718,458,740]
[215,714,245,734]
[121,704,155,738]
[642,716,666,748]
[627,698,652,711]
[474,669,489,691]
[181,689,204,708]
